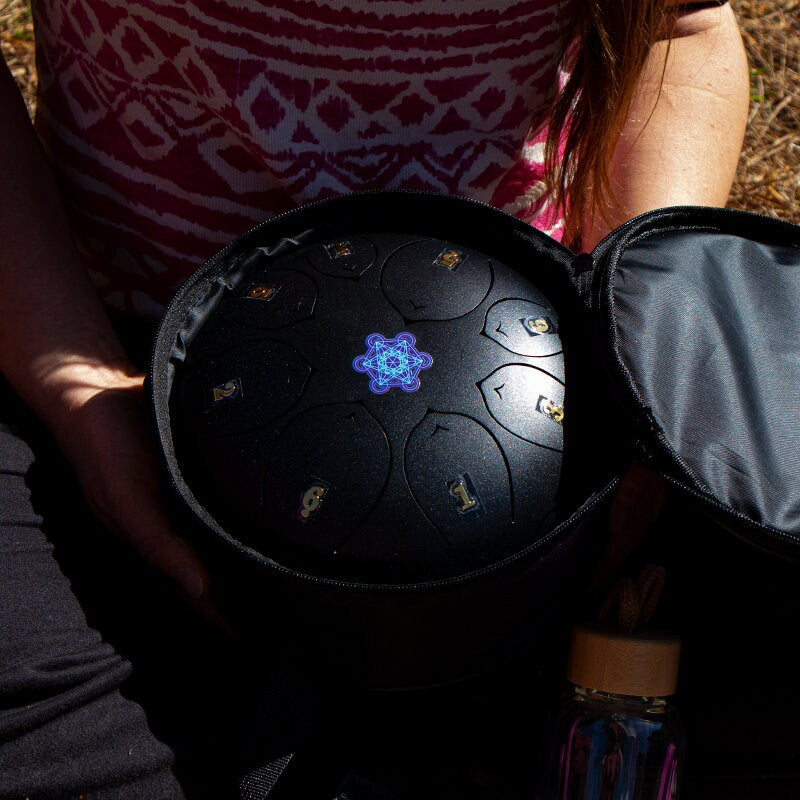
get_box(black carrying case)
[149,192,800,688]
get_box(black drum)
[172,231,567,584]
[150,192,621,687]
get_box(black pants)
[0,400,185,796]
[0,321,274,799]
[3,351,800,798]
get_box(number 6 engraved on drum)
[520,316,557,336]
[297,481,329,522]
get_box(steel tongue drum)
[167,198,567,587]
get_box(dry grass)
[1,0,798,221]
[0,0,35,113]
[729,0,800,221]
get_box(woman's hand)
[69,370,207,593]
[1,59,226,627]
[33,357,227,628]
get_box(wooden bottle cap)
[567,625,681,697]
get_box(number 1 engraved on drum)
[448,474,480,515]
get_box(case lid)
[591,207,800,557]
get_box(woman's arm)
[585,3,749,578]
[0,58,211,606]
[582,2,750,249]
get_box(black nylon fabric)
[167,232,317,374]
[610,232,800,537]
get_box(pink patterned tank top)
[33,0,568,316]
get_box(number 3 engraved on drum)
[536,395,564,424]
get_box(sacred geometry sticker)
[353,332,433,394]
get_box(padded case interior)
[604,221,800,552]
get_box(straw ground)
[1,0,798,221]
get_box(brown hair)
[546,1,670,248]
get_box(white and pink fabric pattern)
[33,0,568,316]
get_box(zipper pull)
[571,252,595,306]
[572,252,594,276]
[632,407,662,466]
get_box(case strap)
[239,753,296,800]
[597,564,667,633]
[239,757,401,800]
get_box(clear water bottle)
[539,625,684,799]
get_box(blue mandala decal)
[353,332,433,394]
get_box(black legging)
[0,394,185,797]
[4,349,800,799]
[0,362,278,799]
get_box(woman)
[0,2,748,796]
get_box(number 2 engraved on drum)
[211,379,241,403]
[297,482,329,522]
[247,284,280,301]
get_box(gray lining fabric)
[612,232,800,534]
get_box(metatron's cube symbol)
[352,332,433,394]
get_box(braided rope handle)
[597,564,666,633]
